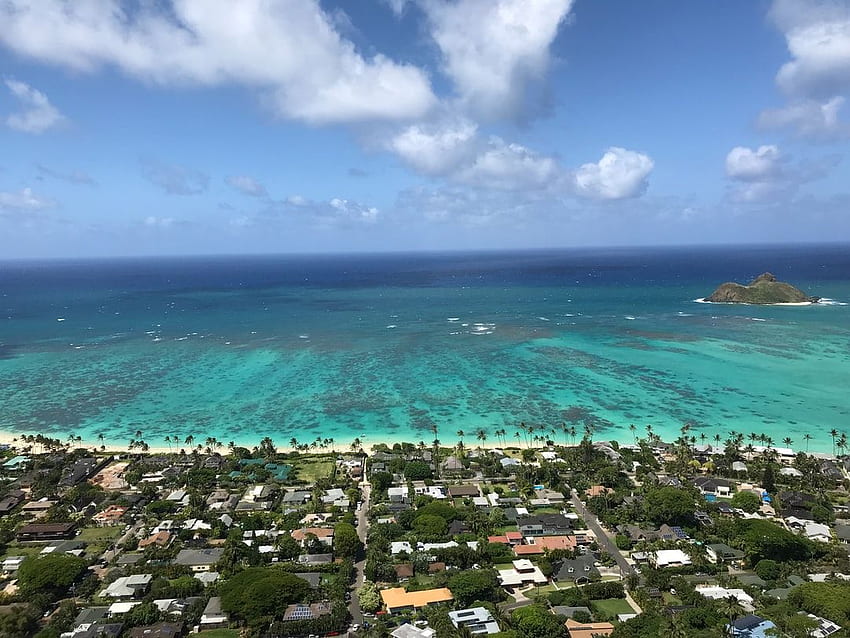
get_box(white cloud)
[143,216,175,228]
[4,79,65,133]
[388,120,479,175]
[724,143,838,202]
[725,145,783,181]
[384,0,411,17]
[759,96,850,139]
[770,0,850,99]
[328,198,379,223]
[762,0,850,138]
[226,175,267,197]
[456,138,558,190]
[573,147,654,200]
[0,0,436,125]
[422,0,574,120]
[0,187,55,211]
[142,160,208,195]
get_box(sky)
[1,0,849,258]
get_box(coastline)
[0,428,827,458]
[693,297,818,306]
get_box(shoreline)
[0,429,831,459]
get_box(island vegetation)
[705,272,820,304]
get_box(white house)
[650,549,692,568]
[497,559,547,587]
[696,586,754,611]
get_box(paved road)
[349,480,371,628]
[570,489,635,579]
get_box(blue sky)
[1,0,849,258]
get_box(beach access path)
[570,488,635,579]
[349,479,371,628]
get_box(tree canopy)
[644,487,697,525]
[220,567,312,625]
[17,554,87,598]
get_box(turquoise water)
[1,246,849,452]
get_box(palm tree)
[838,432,848,458]
[628,424,637,444]
[164,435,172,453]
[513,431,521,446]
[804,433,812,452]
[98,432,105,447]
[456,430,465,445]
[184,434,195,448]
[568,425,576,445]
[718,595,745,636]
[135,429,143,440]
[289,437,298,450]
[476,428,487,451]
[830,428,839,456]
[782,437,793,448]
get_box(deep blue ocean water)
[1,244,849,452]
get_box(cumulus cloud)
[226,175,267,197]
[724,143,838,202]
[0,187,55,211]
[759,96,850,139]
[422,0,574,120]
[455,138,558,190]
[762,0,850,138]
[264,194,379,227]
[142,160,209,196]
[0,0,436,125]
[37,164,96,185]
[725,145,783,181]
[572,147,654,200]
[388,119,479,175]
[4,79,65,133]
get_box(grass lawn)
[196,631,240,638]
[591,598,635,618]
[77,527,123,543]
[0,544,45,561]
[292,458,334,483]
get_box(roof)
[380,587,454,610]
[127,622,183,638]
[565,618,614,638]
[173,548,223,566]
[391,625,437,638]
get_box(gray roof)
[174,548,223,566]
[294,572,322,588]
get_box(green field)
[0,544,45,561]
[196,630,239,638]
[77,527,123,543]
[591,598,635,618]
[291,458,334,483]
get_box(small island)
[704,272,820,304]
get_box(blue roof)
[728,617,776,638]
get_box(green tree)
[742,520,814,564]
[404,461,432,480]
[220,567,311,625]
[730,490,761,513]
[357,582,382,614]
[334,522,362,558]
[644,487,697,525]
[447,569,501,607]
[754,559,781,581]
[511,604,568,638]
[414,514,448,538]
[17,554,87,598]
[762,464,776,493]
[371,471,393,492]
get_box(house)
[706,543,745,564]
[806,613,841,638]
[536,488,566,504]
[395,564,415,581]
[531,535,577,552]
[101,574,154,599]
[565,619,615,638]
[127,622,183,638]
[199,597,228,629]
[442,456,464,473]
[388,486,410,503]
[282,602,332,622]
[834,524,850,544]
[693,477,732,497]
[497,559,548,587]
[16,522,76,541]
[138,531,172,549]
[585,485,614,498]
[173,548,223,572]
[727,614,777,638]
[696,586,754,610]
[60,457,108,488]
[291,527,334,546]
[21,499,55,518]
[650,549,692,568]
[779,467,803,478]
[518,513,573,536]
[391,625,436,638]
[236,484,276,511]
[0,489,25,515]
[804,522,832,543]
[778,491,816,510]
[322,488,350,508]
[448,607,500,635]
[2,555,25,572]
[552,554,600,584]
[93,505,128,526]
[391,541,414,555]
[281,489,311,506]
[447,485,480,498]
[380,587,454,614]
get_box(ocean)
[1,244,849,453]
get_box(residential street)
[349,480,371,627]
[570,488,635,578]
